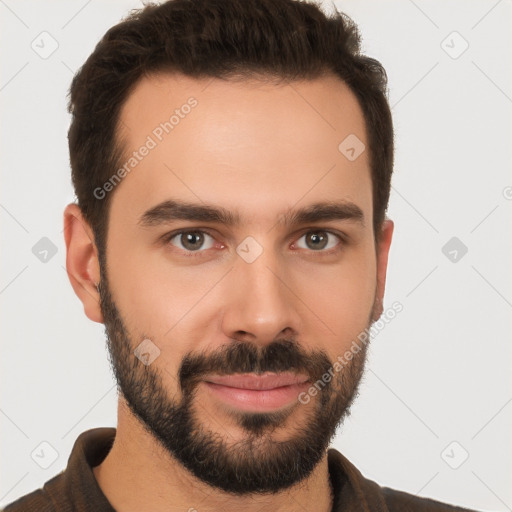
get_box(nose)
[220,249,303,346]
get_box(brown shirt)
[2,428,479,512]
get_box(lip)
[204,372,309,390]
[202,372,310,412]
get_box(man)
[3,0,479,510]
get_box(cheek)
[106,238,226,356]
[294,247,376,343]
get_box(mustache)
[178,338,333,395]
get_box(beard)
[97,267,372,496]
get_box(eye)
[166,230,216,252]
[295,230,341,251]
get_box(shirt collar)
[62,427,388,512]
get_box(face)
[95,72,392,495]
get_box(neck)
[92,400,334,512]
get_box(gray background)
[1,0,511,510]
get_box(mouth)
[202,372,311,411]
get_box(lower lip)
[202,381,310,412]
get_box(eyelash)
[161,229,345,257]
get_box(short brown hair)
[67,0,393,262]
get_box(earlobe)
[63,203,104,324]
[372,219,394,321]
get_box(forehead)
[110,72,372,231]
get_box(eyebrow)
[137,199,365,228]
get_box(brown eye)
[168,231,215,252]
[296,231,340,251]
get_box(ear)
[63,203,104,323]
[372,219,394,321]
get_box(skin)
[63,72,393,512]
